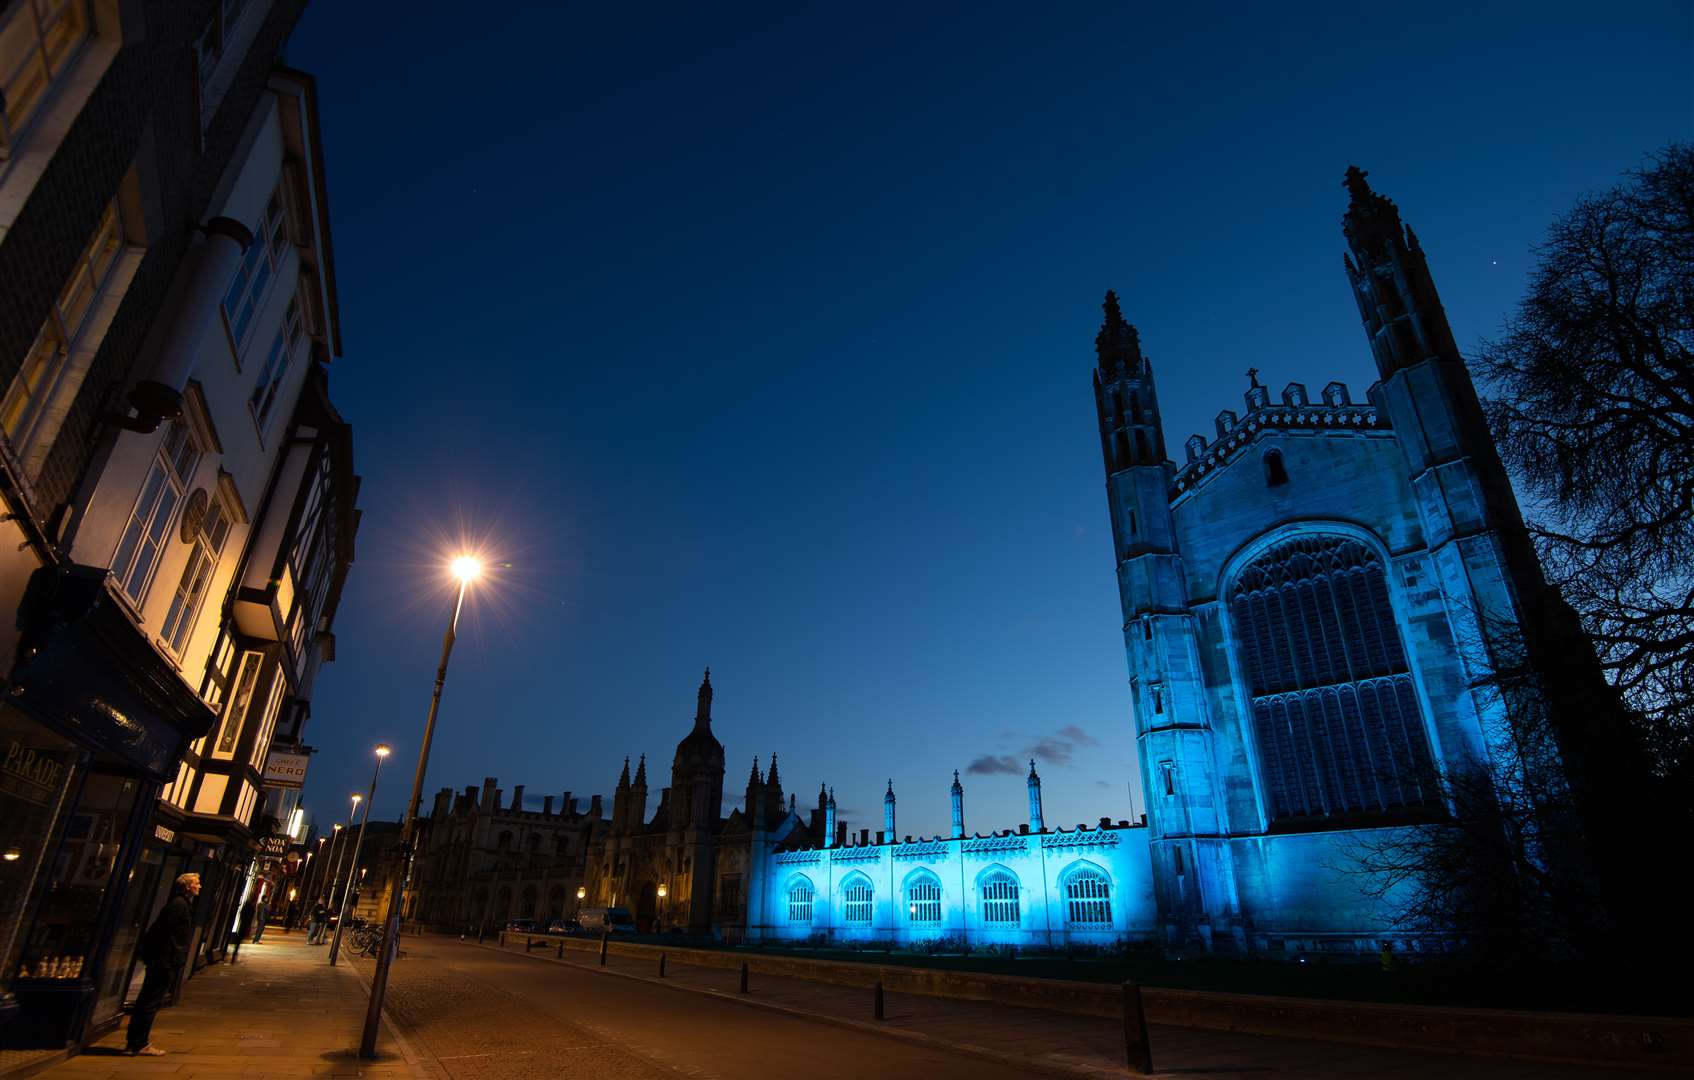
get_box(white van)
[577,906,637,934]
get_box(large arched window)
[842,876,873,924]
[786,878,814,923]
[905,871,942,924]
[978,869,1020,925]
[1228,533,1436,824]
[1063,865,1112,927]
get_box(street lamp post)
[657,882,668,932]
[360,556,480,1058]
[334,794,362,911]
[320,823,346,907]
[575,884,586,918]
[330,744,390,965]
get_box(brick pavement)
[40,931,429,1080]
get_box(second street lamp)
[330,743,390,965]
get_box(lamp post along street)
[330,745,390,965]
[334,795,362,911]
[321,824,347,907]
[361,557,479,1058]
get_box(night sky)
[284,2,1692,839]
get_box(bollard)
[477,924,485,944]
[1121,980,1154,1075]
[874,980,884,1021]
[599,931,609,966]
[659,953,667,978]
[556,940,564,959]
[738,961,749,994]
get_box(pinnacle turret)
[633,754,647,788]
[617,757,630,790]
[1094,290,1143,374]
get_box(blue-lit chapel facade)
[580,171,1578,958]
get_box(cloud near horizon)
[967,723,1104,775]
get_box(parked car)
[505,918,538,933]
[547,917,582,935]
[576,907,637,934]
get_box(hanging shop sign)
[261,749,310,789]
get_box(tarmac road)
[374,937,1040,1080]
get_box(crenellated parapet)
[1173,379,1383,498]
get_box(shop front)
[0,566,215,1049]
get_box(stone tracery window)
[906,872,942,924]
[1064,866,1112,927]
[842,877,872,924]
[1228,533,1437,825]
[978,870,1019,925]
[787,879,813,923]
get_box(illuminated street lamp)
[657,882,668,931]
[361,555,481,1057]
[319,823,347,908]
[330,743,390,965]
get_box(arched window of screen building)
[1063,865,1112,927]
[1227,532,1437,825]
[842,876,873,924]
[905,871,942,924]
[787,878,814,923]
[978,869,1020,925]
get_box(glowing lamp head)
[576,886,586,900]
[351,793,362,807]
[657,883,668,899]
[451,555,482,583]
[375,743,392,758]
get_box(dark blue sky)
[286,2,1692,838]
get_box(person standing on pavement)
[306,902,326,945]
[252,895,270,943]
[125,873,200,1056]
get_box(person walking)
[306,902,326,945]
[125,872,199,1056]
[252,896,270,943]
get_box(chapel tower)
[1094,291,1240,950]
[670,668,726,933]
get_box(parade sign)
[262,748,310,788]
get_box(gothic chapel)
[500,170,1593,956]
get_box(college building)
[0,0,356,1050]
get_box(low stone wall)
[497,931,1691,1071]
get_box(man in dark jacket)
[125,872,200,1056]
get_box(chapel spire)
[1340,166,1461,376]
[695,667,713,725]
[1092,290,1166,474]
[1094,289,1144,375]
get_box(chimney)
[563,791,573,815]
[859,828,869,846]
[512,785,525,813]
[480,778,497,811]
[542,795,554,817]
[589,794,603,819]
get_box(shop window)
[13,767,142,985]
[0,706,80,985]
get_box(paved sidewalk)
[480,936,1650,1078]
[42,932,426,1080]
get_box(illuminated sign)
[262,749,310,789]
